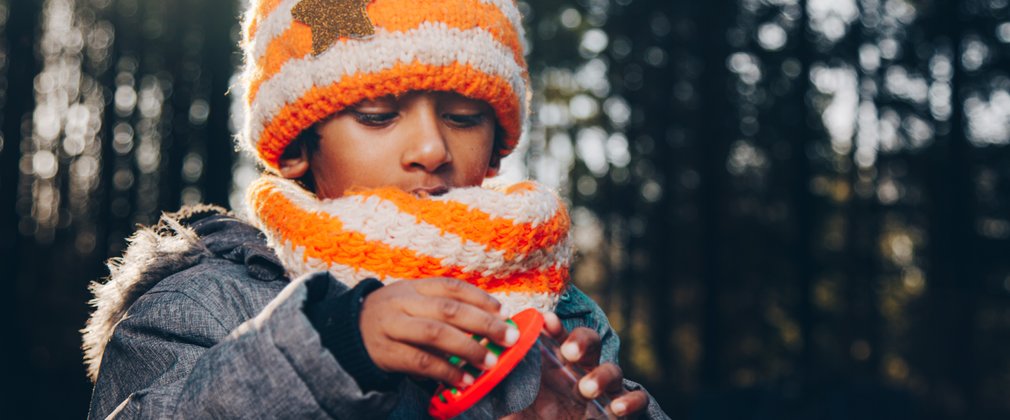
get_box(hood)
[81,205,284,382]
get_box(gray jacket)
[83,207,668,419]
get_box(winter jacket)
[83,206,669,419]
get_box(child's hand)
[358,278,520,388]
[543,312,650,418]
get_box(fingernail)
[562,342,581,361]
[484,352,499,368]
[579,378,599,398]
[460,373,475,388]
[499,306,510,319]
[504,326,520,347]
[611,401,627,416]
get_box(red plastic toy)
[428,308,545,420]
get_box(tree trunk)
[201,0,237,207]
[1,0,41,400]
[925,1,978,417]
[697,0,735,389]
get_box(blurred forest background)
[1,0,1009,418]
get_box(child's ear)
[278,141,310,179]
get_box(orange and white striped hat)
[240,0,530,171]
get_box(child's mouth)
[411,186,449,197]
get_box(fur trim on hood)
[81,205,228,382]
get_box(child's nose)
[402,107,451,172]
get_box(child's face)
[279,91,498,199]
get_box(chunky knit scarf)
[246,176,572,315]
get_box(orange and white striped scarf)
[246,176,572,315]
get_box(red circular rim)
[428,308,545,419]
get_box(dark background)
[2,0,1009,418]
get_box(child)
[82,0,668,418]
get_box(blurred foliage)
[2,0,1009,418]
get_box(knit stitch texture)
[240,0,530,170]
[246,177,572,315]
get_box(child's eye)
[445,113,485,128]
[351,111,398,126]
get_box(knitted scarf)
[246,176,572,315]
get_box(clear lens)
[532,333,618,420]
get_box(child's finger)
[402,296,519,347]
[560,327,603,368]
[577,363,622,399]
[414,278,502,315]
[385,317,495,370]
[543,311,566,339]
[381,341,475,388]
[602,363,628,394]
[609,390,649,417]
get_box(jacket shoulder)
[83,204,287,382]
[147,257,288,328]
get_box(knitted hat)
[240,0,530,171]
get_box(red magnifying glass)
[428,308,618,420]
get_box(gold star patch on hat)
[292,0,375,55]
